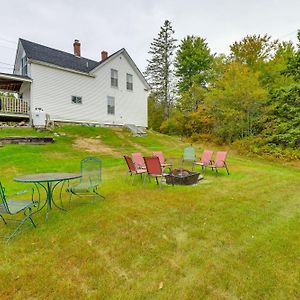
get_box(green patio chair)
[182,146,196,165]
[0,182,37,242]
[67,157,105,203]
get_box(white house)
[0,39,149,127]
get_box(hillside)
[0,125,299,299]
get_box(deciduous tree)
[230,34,279,70]
[175,35,214,93]
[206,62,268,142]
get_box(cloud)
[0,0,299,73]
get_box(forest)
[145,20,300,160]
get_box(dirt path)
[114,131,150,153]
[73,137,121,156]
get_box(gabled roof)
[19,39,101,73]
[18,38,150,89]
[90,48,150,89]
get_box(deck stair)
[124,124,147,136]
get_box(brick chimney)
[101,51,108,61]
[73,39,81,57]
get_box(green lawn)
[0,125,299,299]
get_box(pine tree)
[144,20,177,119]
[284,30,300,81]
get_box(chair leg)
[94,188,105,200]
[34,183,41,209]
[141,173,146,183]
[69,190,73,205]
[59,180,67,208]
[28,216,36,228]
[25,207,36,228]
[5,207,36,242]
[159,176,162,190]
[0,214,7,225]
[131,174,135,185]
[224,163,230,175]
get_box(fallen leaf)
[158,282,164,290]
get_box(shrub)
[233,137,300,161]
[159,112,186,135]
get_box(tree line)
[144,20,300,160]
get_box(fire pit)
[166,168,201,185]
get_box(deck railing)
[0,96,29,115]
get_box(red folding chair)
[132,152,146,169]
[152,151,172,168]
[192,150,213,174]
[143,156,170,189]
[211,151,230,175]
[124,155,147,184]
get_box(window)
[107,96,115,115]
[21,55,27,75]
[111,69,118,88]
[126,73,133,91]
[71,96,82,104]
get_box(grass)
[0,125,299,299]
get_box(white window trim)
[111,69,118,88]
[107,96,115,115]
[21,55,27,76]
[126,73,133,91]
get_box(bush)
[233,137,300,161]
[159,112,186,135]
[264,84,300,148]
[190,133,223,145]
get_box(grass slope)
[0,125,299,299]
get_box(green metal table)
[14,172,81,218]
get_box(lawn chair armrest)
[8,188,34,197]
[162,166,172,173]
[7,188,36,203]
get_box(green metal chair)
[182,146,196,165]
[67,157,105,203]
[0,182,37,242]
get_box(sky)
[0,0,299,73]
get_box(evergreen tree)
[264,30,300,148]
[265,85,300,148]
[144,20,177,119]
[283,30,300,81]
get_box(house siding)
[14,43,31,77]
[30,53,148,127]
[19,82,31,101]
